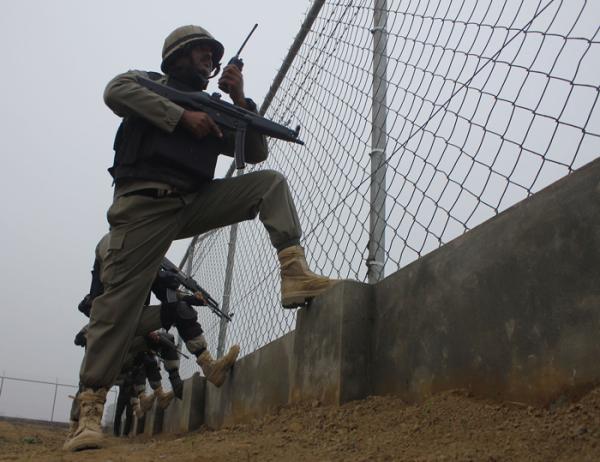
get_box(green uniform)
[80,70,302,388]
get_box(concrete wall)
[205,332,295,428]
[140,158,600,433]
[291,281,373,405]
[372,157,600,405]
[162,373,205,433]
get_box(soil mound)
[1,387,599,461]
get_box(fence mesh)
[178,0,600,378]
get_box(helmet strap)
[209,64,221,79]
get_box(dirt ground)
[1,387,599,462]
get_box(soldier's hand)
[181,292,207,306]
[218,64,247,108]
[180,110,223,139]
[74,330,87,347]
[147,331,160,343]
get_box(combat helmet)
[161,25,224,74]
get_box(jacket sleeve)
[220,98,269,164]
[104,70,184,133]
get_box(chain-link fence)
[176,0,600,379]
[0,375,117,425]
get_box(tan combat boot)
[138,392,155,413]
[197,345,240,387]
[62,388,106,452]
[154,386,174,409]
[278,245,337,308]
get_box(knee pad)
[185,334,208,356]
[163,359,180,371]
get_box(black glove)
[77,294,92,317]
[74,330,87,347]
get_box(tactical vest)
[109,76,229,191]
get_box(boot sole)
[281,293,314,309]
[281,281,339,309]
[62,431,103,452]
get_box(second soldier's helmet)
[161,25,224,74]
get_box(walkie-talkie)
[220,24,258,93]
[228,23,258,71]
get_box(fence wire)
[178,0,600,378]
[0,375,117,425]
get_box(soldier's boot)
[197,345,240,387]
[278,245,337,308]
[62,388,106,452]
[138,392,156,413]
[155,386,175,409]
[132,396,145,418]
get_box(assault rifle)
[136,75,304,169]
[160,257,233,322]
[152,331,189,359]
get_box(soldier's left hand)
[218,64,247,108]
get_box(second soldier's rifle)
[160,257,233,322]
[135,75,304,170]
[153,331,190,359]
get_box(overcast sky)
[0,0,310,417]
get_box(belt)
[124,188,179,199]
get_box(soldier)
[70,328,176,438]
[66,25,336,452]
[79,233,240,385]
[71,327,183,435]
[119,332,178,417]
[66,233,239,451]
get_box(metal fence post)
[179,240,195,350]
[50,379,58,422]
[217,223,238,358]
[185,239,194,275]
[0,375,4,400]
[217,172,240,358]
[367,0,389,284]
